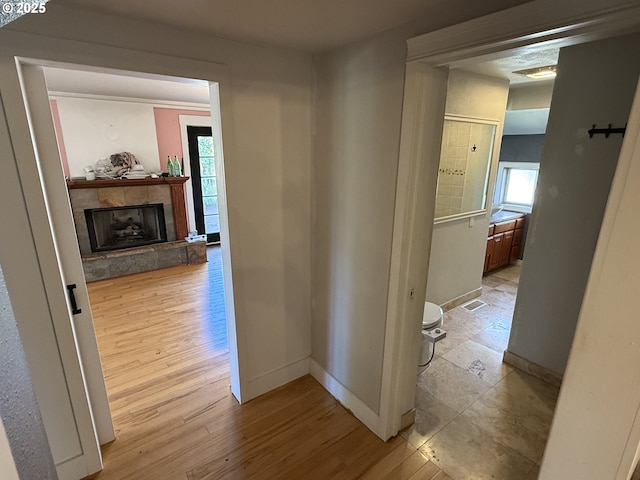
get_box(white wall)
[507,33,640,375]
[506,82,554,110]
[312,26,410,414]
[310,4,522,422]
[426,70,509,306]
[539,70,640,480]
[1,0,311,412]
[53,96,162,177]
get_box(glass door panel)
[187,126,220,243]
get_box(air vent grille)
[463,300,487,312]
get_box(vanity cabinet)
[484,214,525,273]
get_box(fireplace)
[67,177,204,281]
[85,203,167,252]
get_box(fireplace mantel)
[66,177,188,189]
[66,176,190,242]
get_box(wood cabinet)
[484,213,525,273]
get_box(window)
[494,162,539,212]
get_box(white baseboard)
[245,357,310,401]
[309,358,383,439]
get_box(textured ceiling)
[451,45,560,85]
[52,0,529,53]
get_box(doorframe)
[179,114,212,233]
[379,0,640,445]
[17,59,240,388]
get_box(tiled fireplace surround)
[67,177,206,282]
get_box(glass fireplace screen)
[84,203,167,252]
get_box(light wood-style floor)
[86,247,451,480]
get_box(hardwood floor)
[86,247,451,480]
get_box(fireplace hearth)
[85,203,167,252]
[67,177,204,281]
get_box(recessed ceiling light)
[513,65,557,79]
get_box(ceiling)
[451,44,559,85]
[44,67,211,105]
[52,0,529,53]
[45,62,553,134]
[44,48,557,134]
[451,44,559,134]
[43,0,557,134]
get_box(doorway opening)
[403,53,559,478]
[389,14,640,476]
[19,59,239,474]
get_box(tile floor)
[401,264,560,480]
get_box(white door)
[0,59,107,478]
[19,63,115,444]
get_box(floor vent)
[463,300,487,312]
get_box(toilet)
[418,302,444,369]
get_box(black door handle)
[66,284,82,315]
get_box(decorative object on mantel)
[122,164,150,179]
[110,151,140,176]
[94,151,145,178]
[83,165,96,181]
[588,123,627,138]
[167,155,184,177]
[173,155,183,176]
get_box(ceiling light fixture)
[513,65,557,79]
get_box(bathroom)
[404,56,555,479]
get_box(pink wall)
[153,108,210,171]
[49,100,70,177]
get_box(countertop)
[490,210,524,224]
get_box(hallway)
[87,247,453,479]
[402,265,560,480]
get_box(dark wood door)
[187,126,220,243]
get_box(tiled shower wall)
[435,121,471,218]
